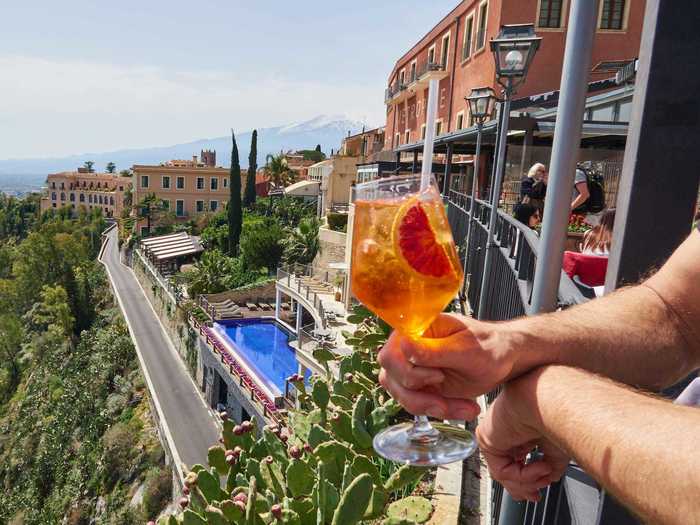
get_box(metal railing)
[446,189,585,319]
[445,190,627,524]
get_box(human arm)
[378,230,700,408]
[570,181,589,210]
[477,365,700,524]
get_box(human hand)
[377,314,516,419]
[476,370,569,501]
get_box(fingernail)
[426,406,445,419]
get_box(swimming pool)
[213,319,303,394]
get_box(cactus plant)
[169,307,439,525]
[331,473,373,525]
[386,496,432,523]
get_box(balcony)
[416,60,449,84]
[384,81,407,104]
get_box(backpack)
[574,165,606,214]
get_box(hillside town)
[2,0,700,524]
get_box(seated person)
[581,208,615,256]
[513,202,540,230]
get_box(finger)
[378,337,445,389]
[422,313,470,339]
[401,329,477,369]
[379,371,480,420]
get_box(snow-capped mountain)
[0,116,373,188]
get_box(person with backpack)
[571,162,606,224]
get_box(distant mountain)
[0,115,371,188]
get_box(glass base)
[373,421,477,466]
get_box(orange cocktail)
[351,183,462,338]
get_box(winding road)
[100,226,219,472]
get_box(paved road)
[101,227,219,470]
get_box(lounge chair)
[258,303,273,311]
[210,299,236,308]
[246,303,258,311]
[215,305,241,316]
[217,310,243,319]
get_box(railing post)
[442,143,453,196]
[477,96,511,320]
[531,0,599,314]
[462,121,484,292]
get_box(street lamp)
[477,24,540,319]
[463,87,496,288]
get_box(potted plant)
[565,214,589,252]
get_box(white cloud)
[0,55,384,158]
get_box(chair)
[246,303,258,311]
[562,251,608,297]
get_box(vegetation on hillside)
[0,198,172,523]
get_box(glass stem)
[409,415,440,445]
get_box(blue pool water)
[215,319,302,393]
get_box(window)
[79,193,85,202]
[463,15,474,60]
[51,182,56,189]
[476,2,488,50]
[210,200,219,212]
[88,194,93,204]
[210,177,218,190]
[405,130,410,144]
[617,99,632,122]
[98,195,103,204]
[456,112,465,130]
[435,120,443,136]
[600,0,625,30]
[395,133,401,146]
[539,0,563,28]
[109,196,114,206]
[428,45,436,65]
[176,176,185,189]
[196,200,205,213]
[162,175,171,189]
[399,69,406,85]
[410,61,417,82]
[196,177,205,190]
[60,192,66,201]
[162,199,170,210]
[441,34,450,68]
[421,124,426,140]
[51,192,56,200]
[141,175,149,188]
[69,193,75,202]
[176,200,185,217]
[223,178,228,188]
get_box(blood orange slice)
[396,201,453,278]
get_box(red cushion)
[562,251,608,287]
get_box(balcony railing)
[384,81,407,102]
[445,191,628,524]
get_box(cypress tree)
[228,130,243,256]
[244,130,258,207]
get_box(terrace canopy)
[139,232,204,270]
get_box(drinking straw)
[420,78,440,192]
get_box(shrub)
[240,219,286,271]
[141,466,172,519]
[327,212,348,232]
[102,421,139,487]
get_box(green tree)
[283,216,320,265]
[184,249,235,296]
[264,154,296,189]
[83,160,95,173]
[119,169,132,177]
[25,284,75,337]
[105,162,116,173]
[0,314,24,395]
[315,143,322,153]
[228,130,243,256]
[244,129,258,208]
[135,193,166,234]
[240,219,285,272]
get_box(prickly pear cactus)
[386,496,433,523]
[165,305,436,525]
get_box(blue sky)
[0,0,457,158]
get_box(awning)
[284,180,320,197]
[139,232,203,261]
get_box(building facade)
[41,170,131,217]
[384,0,644,150]
[132,155,248,234]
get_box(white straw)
[420,78,440,191]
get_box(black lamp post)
[477,24,540,319]
[462,87,496,286]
